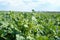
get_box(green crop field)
[0,11,60,40]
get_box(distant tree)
[32,9,35,13]
[32,9,34,12]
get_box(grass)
[0,11,60,40]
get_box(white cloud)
[0,0,60,11]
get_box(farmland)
[0,11,60,40]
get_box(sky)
[0,0,60,11]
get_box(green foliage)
[0,11,60,40]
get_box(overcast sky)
[0,0,60,11]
